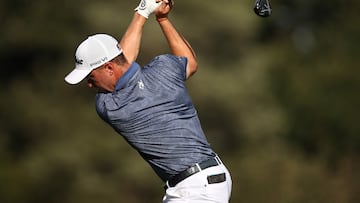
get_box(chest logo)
[138,80,145,90]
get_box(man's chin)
[95,88,109,94]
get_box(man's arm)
[119,0,161,64]
[119,12,147,64]
[155,1,198,79]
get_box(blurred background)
[1,0,359,202]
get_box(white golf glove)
[135,0,162,19]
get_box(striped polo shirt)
[95,54,215,181]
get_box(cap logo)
[75,57,83,65]
[90,57,108,67]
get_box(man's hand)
[135,0,162,19]
[155,0,174,22]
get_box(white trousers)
[163,163,232,203]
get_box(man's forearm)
[119,13,147,63]
[157,18,198,79]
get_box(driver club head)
[254,0,272,17]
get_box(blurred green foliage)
[1,0,359,202]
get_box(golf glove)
[135,0,161,19]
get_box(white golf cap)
[65,34,122,84]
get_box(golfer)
[65,0,232,202]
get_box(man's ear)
[104,63,114,76]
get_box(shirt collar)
[114,62,140,91]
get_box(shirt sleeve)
[95,93,109,122]
[146,54,188,81]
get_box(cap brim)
[64,68,92,84]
